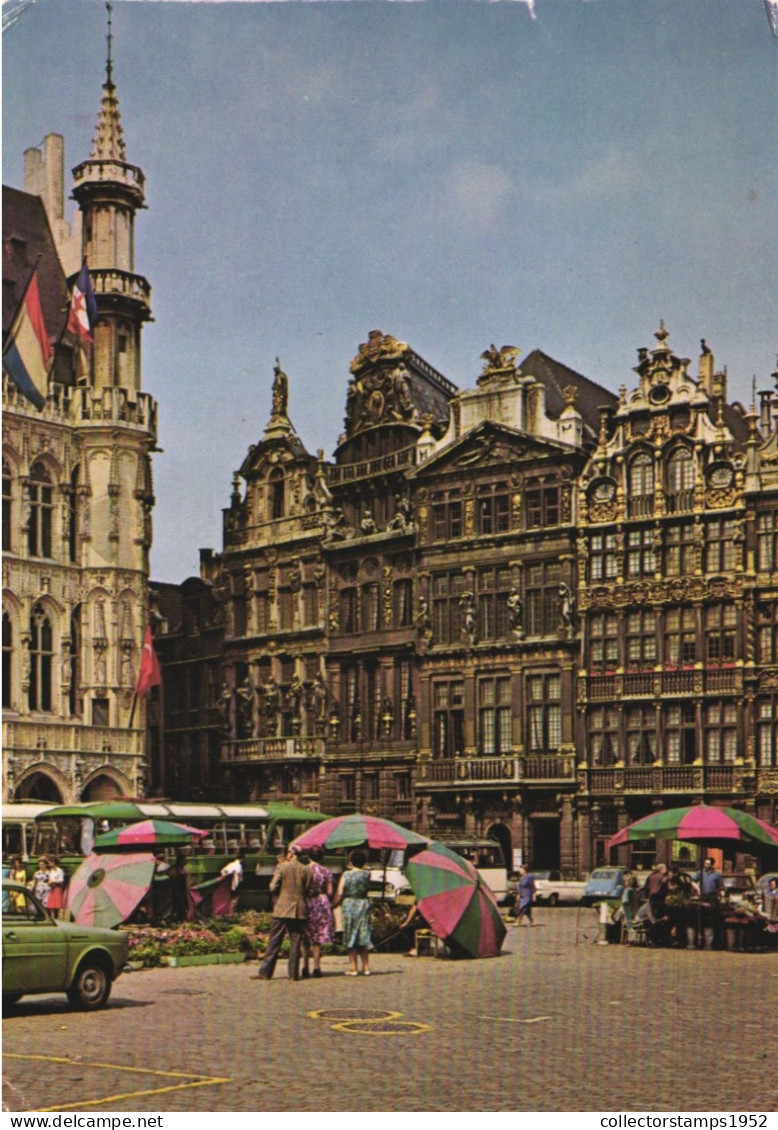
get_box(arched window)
[628,453,654,517]
[28,462,53,557]
[28,603,53,711]
[269,468,285,520]
[2,612,12,709]
[666,448,695,513]
[2,460,12,552]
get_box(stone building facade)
[2,60,157,803]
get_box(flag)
[2,268,52,410]
[66,263,98,342]
[136,626,161,698]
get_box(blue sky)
[4,0,776,582]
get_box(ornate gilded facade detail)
[381,564,393,626]
[464,498,475,538]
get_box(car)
[580,867,631,906]
[527,870,588,907]
[2,879,128,1011]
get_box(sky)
[3,0,777,582]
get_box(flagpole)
[128,691,139,729]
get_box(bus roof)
[33,801,329,823]
[2,802,56,820]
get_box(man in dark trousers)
[252,845,314,981]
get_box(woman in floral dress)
[301,846,334,978]
[29,857,51,906]
[332,849,373,976]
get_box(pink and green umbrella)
[66,852,157,928]
[608,805,778,851]
[290,813,429,852]
[404,842,507,959]
[94,818,208,848]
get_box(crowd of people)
[8,854,67,918]
[613,858,778,949]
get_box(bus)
[2,803,53,863]
[31,800,333,910]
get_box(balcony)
[418,754,575,788]
[220,737,325,764]
[327,444,418,486]
[585,764,739,795]
[2,719,142,756]
[72,386,158,437]
[585,667,740,701]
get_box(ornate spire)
[90,2,126,161]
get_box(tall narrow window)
[589,613,619,671]
[703,702,737,763]
[525,561,561,637]
[269,468,285,520]
[2,612,12,709]
[2,460,12,552]
[666,448,695,513]
[68,467,80,563]
[431,571,465,645]
[477,483,510,535]
[478,676,511,755]
[589,532,617,583]
[339,588,357,634]
[28,462,53,558]
[626,529,656,578]
[625,609,657,669]
[433,680,464,758]
[477,566,511,641]
[393,579,413,628]
[756,698,778,767]
[525,482,560,528]
[628,453,654,517]
[704,604,736,663]
[432,492,463,541]
[757,603,778,663]
[705,519,736,574]
[756,512,778,573]
[28,604,53,712]
[589,707,619,765]
[664,607,696,665]
[360,583,380,633]
[69,605,83,717]
[664,523,695,576]
[664,703,696,764]
[526,674,561,753]
[626,707,655,765]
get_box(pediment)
[412,422,571,479]
[239,434,315,479]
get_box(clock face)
[709,465,733,488]
[592,481,615,503]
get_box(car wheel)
[548,893,559,907]
[66,959,112,1010]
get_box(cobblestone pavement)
[3,910,777,1113]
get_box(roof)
[2,185,67,342]
[520,348,618,436]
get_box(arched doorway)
[486,821,512,871]
[81,775,123,802]
[14,773,63,804]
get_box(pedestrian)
[693,856,724,949]
[511,865,536,926]
[220,846,246,908]
[28,856,51,906]
[333,849,373,975]
[641,861,670,945]
[252,845,314,981]
[301,845,335,979]
[46,854,66,919]
[9,856,27,912]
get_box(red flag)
[136,626,161,697]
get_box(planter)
[162,952,246,968]
[218,952,246,964]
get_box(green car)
[2,879,128,1010]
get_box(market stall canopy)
[607,805,778,851]
[95,819,209,848]
[290,813,429,852]
[66,852,156,928]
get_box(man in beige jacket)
[252,845,314,981]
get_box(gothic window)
[526,673,561,754]
[666,448,695,513]
[28,462,53,558]
[525,482,560,529]
[756,698,778,767]
[525,561,561,637]
[2,612,12,709]
[68,467,80,563]
[431,571,466,645]
[92,698,110,726]
[664,523,695,576]
[339,587,357,634]
[757,604,778,663]
[756,512,778,572]
[589,707,619,765]
[625,610,657,669]
[589,532,617,583]
[478,676,511,755]
[476,566,511,641]
[277,585,294,630]
[433,679,464,758]
[664,703,696,764]
[477,482,510,535]
[705,519,736,573]
[432,491,463,541]
[626,707,655,765]
[589,613,619,671]
[302,584,319,627]
[2,460,12,552]
[627,453,654,518]
[703,702,737,763]
[28,604,53,712]
[268,468,285,520]
[393,579,413,628]
[360,583,380,633]
[664,606,697,666]
[626,528,656,578]
[704,604,736,663]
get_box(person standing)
[9,856,27,912]
[28,857,51,906]
[252,846,314,981]
[511,865,537,927]
[693,856,725,949]
[46,855,66,919]
[333,849,373,975]
[301,846,335,978]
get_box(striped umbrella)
[290,813,429,852]
[404,842,507,959]
[95,818,208,848]
[607,805,778,850]
[66,852,157,928]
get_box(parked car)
[581,867,631,906]
[527,870,587,906]
[2,879,128,1010]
